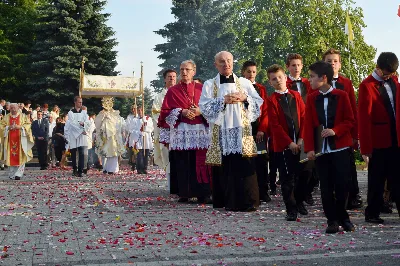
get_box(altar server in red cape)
[304,61,355,234]
[286,53,315,207]
[267,64,307,221]
[359,52,400,223]
[323,48,361,210]
[241,60,271,203]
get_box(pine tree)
[152,0,236,92]
[83,0,118,76]
[28,0,118,107]
[0,0,37,101]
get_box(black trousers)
[349,150,360,199]
[212,154,259,210]
[174,150,210,199]
[137,149,149,171]
[268,150,278,192]
[35,139,48,168]
[70,146,87,173]
[277,151,307,213]
[253,153,269,200]
[54,146,63,162]
[169,150,179,195]
[316,149,351,223]
[365,147,400,218]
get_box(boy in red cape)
[304,61,355,234]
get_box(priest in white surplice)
[199,51,263,212]
[152,69,177,186]
[65,96,91,177]
[94,97,125,174]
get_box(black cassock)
[212,154,259,210]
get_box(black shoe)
[381,203,393,214]
[14,176,21,180]
[83,169,88,175]
[365,216,384,224]
[304,195,314,206]
[285,212,297,221]
[297,203,308,215]
[225,207,239,212]
[240,206,257,212]
[341,221,355,232]
[0,166,4,170]
[198,197,213,204]
[347,199,363,210]
[276,180,281,186]
[103,170,107,174]
[326,222,339,234]
[107,172,114,175]
[77,173,83,177]
[270,190,277,196]
[178,197,188,203]
[73,170,77,176]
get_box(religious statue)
[94,97,125,174]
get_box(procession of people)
[1,48,400,234]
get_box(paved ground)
[0,167,400,266]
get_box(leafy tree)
[228,0,376,87]
[83,0,118,76]
[152,0,236,92]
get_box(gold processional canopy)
[79,58,144,99]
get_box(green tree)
[0,0,37,101]
[83,0,118,76]
[152,0,236,92]
[228,0,376,87]
[28,0,118,108]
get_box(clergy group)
[1,48,400,235]
[155,49,400,235]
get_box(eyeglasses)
[377,68,395,79]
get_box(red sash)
[9,115,21,166]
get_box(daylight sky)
[104,0,400,87]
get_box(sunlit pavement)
[0,167,399,266]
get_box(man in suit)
[32,111,49,170]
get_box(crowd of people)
[1,48,400,235]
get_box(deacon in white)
[94,97,125,174]
[199,51,263,212]
[64,96,90,177]
[152,69,177,180]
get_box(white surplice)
[125,115,154,150]
[65,110,90,149]
[199,74,263,155]
[152,88,170,175]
